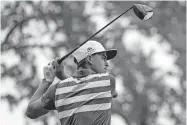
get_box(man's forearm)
[26,79,52,119]
[26,97,48,119]
[30,79,52,102]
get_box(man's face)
[90,52,108,73]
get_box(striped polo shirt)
[55,69,113,125]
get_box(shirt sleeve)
[109,74,118,98]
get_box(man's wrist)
[42,78,53,88]
[44,77,54,82]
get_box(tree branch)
[3,16,36,44]
[1,42,69,52]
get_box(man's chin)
[104,68,108,73]
[94,68,108,73]
[96,70,106,74]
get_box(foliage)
[1,1,186,125]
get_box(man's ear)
[87,55,92,65]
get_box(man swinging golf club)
[26,40,118,125]
[26,4,153,125]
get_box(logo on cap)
[86,47,95,55]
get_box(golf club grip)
[57,5,133,64]
[57,54,68,64]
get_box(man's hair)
[74,52,106,69]
[74,57,87,69]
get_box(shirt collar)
[72,69,96,78]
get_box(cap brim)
[106,49,117,60]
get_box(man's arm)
[110,74,118,98]
[26,79,53,119]
[26,58,65,119]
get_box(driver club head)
[133,4,153,20]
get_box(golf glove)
[43,58,60,82]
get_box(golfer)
[26,40,118,125]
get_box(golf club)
[57,4,153,64]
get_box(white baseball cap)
[73,40,117,63]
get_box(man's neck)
[78,67,89,70]
[72,68,95,78]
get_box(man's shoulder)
[58,72,111,85]
[108,74,115,80]
[59,77,74,84]
[91,72,110,78]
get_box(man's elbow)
[26,105,39,119]
[26,111,37,119]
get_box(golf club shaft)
[57,5,133,64]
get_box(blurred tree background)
[1,1,186,125]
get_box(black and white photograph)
[0,1,186,125]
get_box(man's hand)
[43,58,64,82]
[110,74,118,98]
[55,58,65,80]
